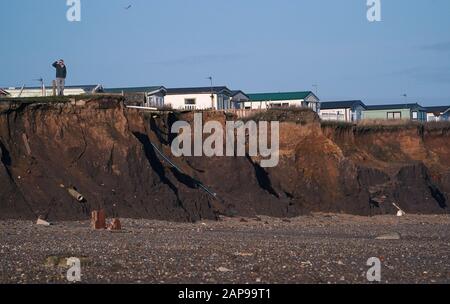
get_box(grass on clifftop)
[321,119,450,133]
[424,121,450,132]
[243,107,318,124]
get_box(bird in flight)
[125,5,132,10]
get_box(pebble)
[375,232,401,240]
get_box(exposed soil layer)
[0,97,449,221]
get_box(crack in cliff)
[0,139,37,218]
[70,112,88,166]
[132,132,191,219]
[0,140,13,180]
[247,155,279,198]
[106,144,115,174]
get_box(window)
[224,96,231,110]
[217,95,224,110]
[146,95,158,107]
[387,112,402,120]
[320,112,345,121]
[184,98,196,110]
[412,111,418,120]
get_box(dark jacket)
[52,62,67,79]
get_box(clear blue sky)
[1,0,450,105]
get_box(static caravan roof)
[103,86,166,94]
[425,106,450,114]
[4,84,100,91]
[247,91,316,102]
[231,90,250,99]
[321,100,366,110]
[166,86,232,95]
[365,103,426,111]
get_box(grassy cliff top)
[321,119,450,133]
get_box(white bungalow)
[230,90,250,109]
[165,86,233,110]
[320,100,366,122]
[103,86,167,108]
[425,106,450,122]
[242,91,320,112]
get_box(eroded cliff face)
[0,98,448,221]
[0,98,215,221]
[268,123,450,216]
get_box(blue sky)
[1,0,450,105]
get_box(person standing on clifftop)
[52,59,67,96]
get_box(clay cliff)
[0,97,448,221]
